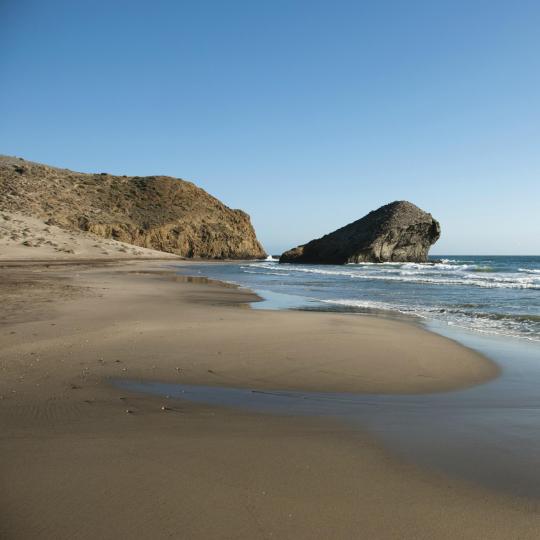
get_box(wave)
[324,299,540,323]
[467,312,540,324]
[200,257,540,341]
[322,299,540,341]
[243,270,290,276]
[322,298,412,313]
[519,268,540,274]
[347,261,460,270]
[469,266,495,273]
[265,264,540,289]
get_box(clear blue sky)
[1,1,539,255]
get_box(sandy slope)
[0,211,179,260]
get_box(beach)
[1,259,539,539]
[4,1,540,537]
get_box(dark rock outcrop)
[0,156,266,259]
[280,201,440,264]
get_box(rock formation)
[280,201,440,264]
[0,156,266,259]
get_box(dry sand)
[0,211,180,260]
[1,260,539,539]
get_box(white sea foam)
[519,268,540,274]
[266,264,540,289]
[322,299,540,342]
[322,298,421,316]
[222,258,540,341]
[243,270,290,276]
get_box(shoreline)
[157,267,511,396]
[193,256,540,343]
[2,258,539,539]
[0,258,500,395]
[173,261,512,389]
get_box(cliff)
[280,201,440,264]
[0,156,266,259]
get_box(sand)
[1,259,539,539]
[0,211,180,260]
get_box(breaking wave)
[322,299,540,342]
[234,256,540,341]
[246,262,540,290]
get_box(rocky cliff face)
[0,156,266,259]
[280,201,440,264]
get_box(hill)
[0,156,266,259]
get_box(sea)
[179,255,540,343]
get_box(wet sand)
[1,260,539,539]
[121,332,540,500]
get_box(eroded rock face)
[280,201,440,264]
[0,156,266,259]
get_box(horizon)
[1,1,539,256]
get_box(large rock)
[0,156,266,259]
[280,201,440,264]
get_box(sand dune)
[0,211,179,260]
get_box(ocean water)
[179,255,540,342]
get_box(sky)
[1,0,539,255]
